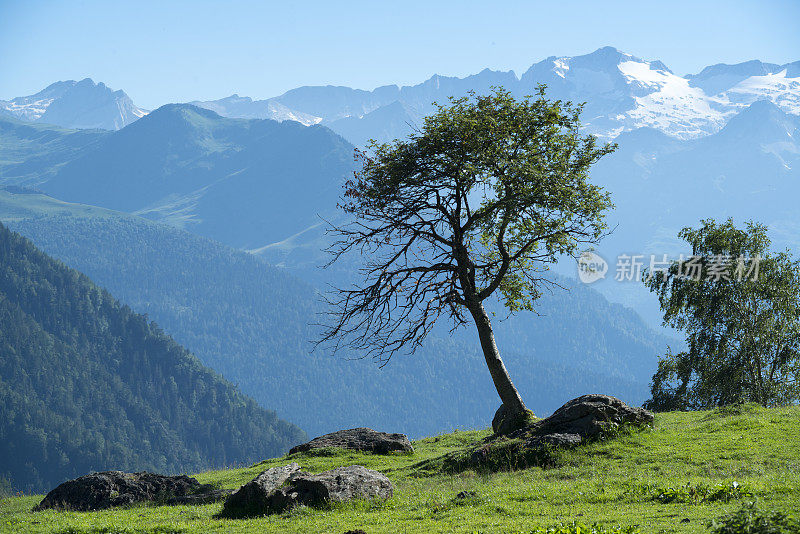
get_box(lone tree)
[645,219,800,411]
[319,87,616,433]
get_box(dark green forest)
[0,222,306,493]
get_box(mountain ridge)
[39,104,354,250]
[8,47,797,146]
[0,78,147,131]
[190,46,800,144]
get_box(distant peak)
[716,99,797,140]
[739,98,783,114]
[220,94,253,103]
[147,102,223,121]
[594,45,623,54]
[688,59,782,80]
[42,80,78,91]
[585,46,631,60]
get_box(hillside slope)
[2,405,798,533]
[0,222,306,493]
[0,189,671,439]
[40,104,354,250]
[0,117,107,185]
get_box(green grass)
[2,405,799,533]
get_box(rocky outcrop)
[218,462,301,517]
[289,428,413,455]
[33,471,225,511]
[469,395,654,471]
[219,464,393,518]
[511,394,654,447]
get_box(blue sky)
[1,0,798,109]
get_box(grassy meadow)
[2,404,799,533]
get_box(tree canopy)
[645,219,800,410]
[320,87,615,428]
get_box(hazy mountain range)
[205,47,800,145]
[4,47,798,146]
[192,47,800,145]
[1,48,798,323]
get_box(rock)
[33,471,222,511]
[492,405,536,435]
[492,404,510,434]
[289,428,413,455]
[513,394,654,447]
[219,462,300,518]
[219,464,392,517]
[455,490,477,501]
[471,395,654,470]
[287,465,393,506]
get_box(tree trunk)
[468,302,527,415]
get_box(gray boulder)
[33,471,223,511]
[289,428,413,455]
[219,462,301,517]
[219,464,392,517]
[470,395,654,469]
[513,394,654,447]
[287,465,393,506]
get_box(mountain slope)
[189,94,321,125]
[0,221,306,493]
[0,116,107,185]
[0,188,671,441]
[0,79,147,130]
[41,104,354,250]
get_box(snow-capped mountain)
[192,47,800,145]
[0,78,147,130]
[516,46,727,139]
[189,94,321,125]
[6,47,798,143]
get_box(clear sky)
[1,0,798,109]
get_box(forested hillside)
[0,189,672,440]
[0,222,306,493]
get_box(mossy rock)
[492,405,537,436]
